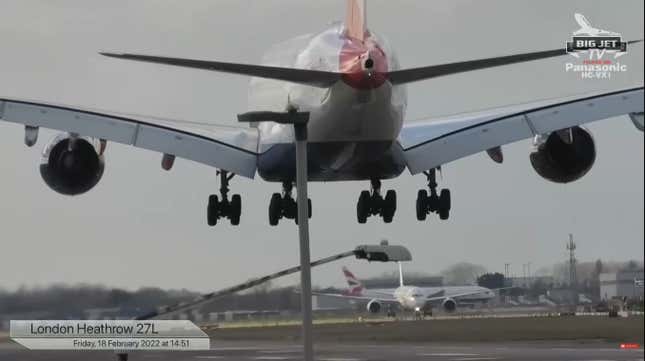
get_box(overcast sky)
[0,0,643,293]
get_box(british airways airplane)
[1,1,643,226]
[317,266,496,315]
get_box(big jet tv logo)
[565,13,629,80]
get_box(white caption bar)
[10,320,209,351]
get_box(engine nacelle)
[40,134,105,196]
[366,299,381,313]
[530,126,596,184]
[442,298,457,312]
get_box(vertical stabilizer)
[342,266,364,296]
[345,0,367,41]
[398,262,404,287]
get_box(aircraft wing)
[0,98,259,178]
[399,86,644,174]
[312,291,398,303]
[425,290,490,303]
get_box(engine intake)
[40,134,105,196]
[530,126,596,184]
[442,298,457,312]
[366,299,381,313]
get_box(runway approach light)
[354,244,412,262]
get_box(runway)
[1,340,643,361]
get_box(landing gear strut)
[356,179,396,224]
[268,181,312,226]
[207,170,242,226]
[416,168,451,221]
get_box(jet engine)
[529,126,596,184]
[366,299,381,313]
[442,298,457,312]
[39,134,105,195]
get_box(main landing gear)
[416,168,451,221]
[356,179,397,224]
[268,181,312,226]
[207,170,242,226]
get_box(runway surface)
[1,340,643,361]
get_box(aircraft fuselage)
[251,23,407,182]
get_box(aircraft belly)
[257,140,406,182]
[307,81,403,143]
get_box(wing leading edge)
[400,86,644,174]
[0,98,259,178]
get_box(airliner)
[1,1,643,226]
[317,266,495,315]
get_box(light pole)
[237,111,412,361]
[293,111,313,361]
[239,108,313,361]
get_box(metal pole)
[294,121,313,361]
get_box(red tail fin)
[342,266,364,296]
[345,0,367,41]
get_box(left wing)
[0,98,258,177]
[400,86,644,174]
[312,291,397,303]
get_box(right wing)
[400,86,644,174]
[0,98,259,178]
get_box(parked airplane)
[1,1,643,226]
[317,265,496,315]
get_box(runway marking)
[259,350,303,354]
[317,358,364,361]
[250,357,293,360]
[453,358,499,361]
[418,353,479,357]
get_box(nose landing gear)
[356,179,397,224]
[207,170,242,226]
[416,168,451,221]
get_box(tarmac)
[0,340,643,361]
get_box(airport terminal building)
[599,271,644,300]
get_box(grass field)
[208,315,644,343]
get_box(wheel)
[269,193,282,226]
[207,195,219,226]
[357,190,370,224]
[439,189,451,210]
[383,190,396,223]
[439,189,451,220]
[229,194,241,225]
[416,189,428,221]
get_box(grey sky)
[0,0,643,292]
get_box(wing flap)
[1,100,137,144]
[1,98,258,178]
